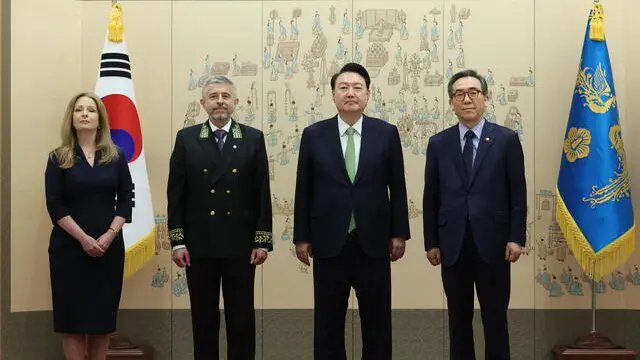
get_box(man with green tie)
[293,63,411,360]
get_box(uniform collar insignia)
[231,122,243,139]
[199,122,209,138]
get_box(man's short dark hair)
[446,69,488,99]
[330,62,371,90]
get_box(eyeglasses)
[452,89,482,101]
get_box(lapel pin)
[485,137,491,142]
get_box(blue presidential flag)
[556,2,635,281]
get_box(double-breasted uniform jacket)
[167,120,273,258]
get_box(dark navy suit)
[423,119,526,360]
[294,115,410,360]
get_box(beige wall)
[11,0,82,311]
[9,0,640,312]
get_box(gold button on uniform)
[203,169,208,173]
[210,210,215,216]
[232,168,237,173]
[226,211,231,215]
[226,190,231,194]
[210,189,215,194]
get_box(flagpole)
[106,1,127,350]
[591,0,600,336]
[590,277,596,334]
[108,0,119,350]
[567,269,614,349]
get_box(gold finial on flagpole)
[108,0,124,42]
[589,0,605,41]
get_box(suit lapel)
[469,122,496,187]
[197,122,220,169]
[326,117,351,184]
[447,127,467,187]
[210,120,244,186]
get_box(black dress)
[45,146,133,334]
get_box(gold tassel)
[555,187,636,281]
[123,228,156,279]
[589,2,605,41]
[108,2,124,43]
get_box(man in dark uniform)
[167,75,273,360]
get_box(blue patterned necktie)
[463,129,475,178]
[214,129,227,152]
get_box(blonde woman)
[45,92,133,360]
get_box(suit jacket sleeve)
[44,152,70,223]
[253,131,274,251]
[115,148,134,222]
[388,125,410,240]
[423,137,440,250]
[506,131,527,246]
[293,127,311,244]
[167,129,186,247]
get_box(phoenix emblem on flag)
[574,62,617,114]
[582,124,631,207]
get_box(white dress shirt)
[209,118,232,146]
[337,114,363,171]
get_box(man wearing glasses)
[422,69,526,360]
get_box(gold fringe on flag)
[108,2,124,43]
[555,187,635,281]
[123,228,156,279]
[589,1,605,41]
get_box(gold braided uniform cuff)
[254,231,273,250]
[169,228,185,247]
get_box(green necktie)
[345,127,356,231]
